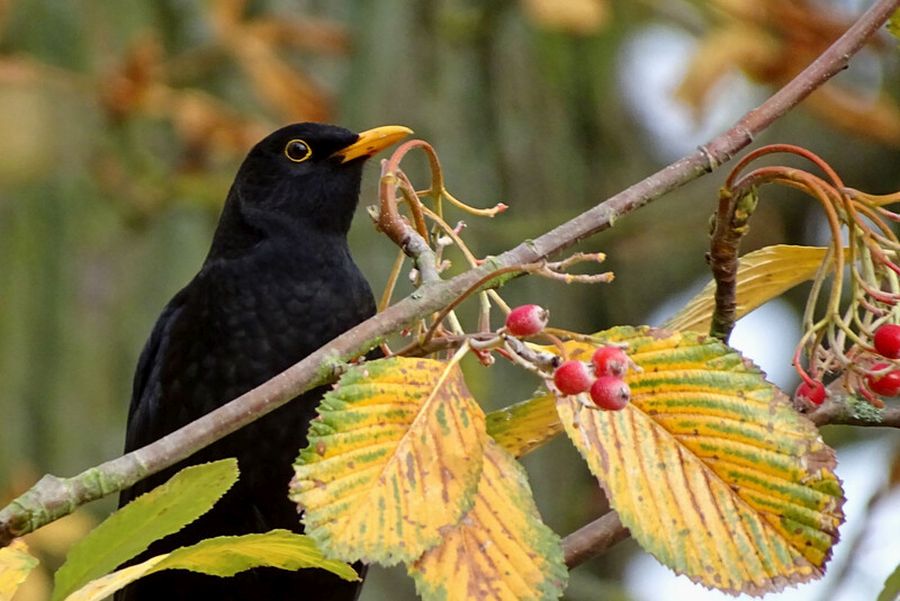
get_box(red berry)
[867,363,900,397]
[505,304,549,337]
[591,345,629,377]
[795,380,826,405]
[553,360,594,395]
[589,376,631,410]
[874,324,900,359]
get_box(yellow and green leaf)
[486,391,563,458]
[0,539,38,601]
[291,357,487,565]
[62,530,355,601]
[409,440,567,601]
[665,245,830,333]
[888,8,900,42]
[53,458,239,601]
[556,326,844,595]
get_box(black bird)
[116,123,411,601]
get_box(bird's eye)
[284,139,312,163]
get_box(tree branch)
[563,512,630,569]
[807,399,900,428]
[1,0,897,547]
[708,188,758,343]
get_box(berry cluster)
[796,323,900,406]
[503,305,632,410]
[866,323,900,398]
[553,347,632,410]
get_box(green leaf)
[156,530,357,579]
[53,458,239,601]
[878,562,900,601]
[63,530,356,601]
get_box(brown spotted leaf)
[557,326,844,595]
[409,440,567,601]
[290,357,487,565]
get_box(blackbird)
[115,123,411,601]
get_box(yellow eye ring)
[284,139,312,162]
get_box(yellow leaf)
[291,357,487,565]
[409,441,567,601]
[487,390,562,458]
[154,530,356,580]
[666,245,830,333]
[63,556,166,601]
[890,8,900,41]
[0,540,38,601]
[557,327,844,595]
[63,531,355,601]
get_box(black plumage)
[116,123,410,601]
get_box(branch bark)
[563,512,630,569]
[807,400,900,428]
[1,0,897,548]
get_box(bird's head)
[227,122,412,237]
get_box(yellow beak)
[331,125,413,163]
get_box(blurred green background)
[1,0,899,599]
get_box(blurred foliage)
[0,0,898,599]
